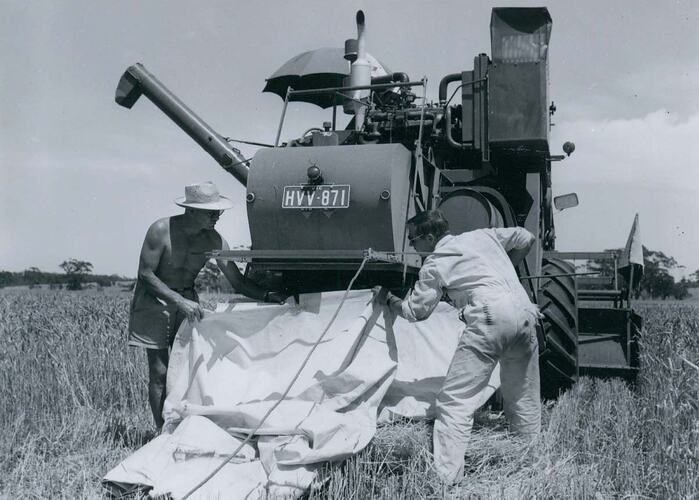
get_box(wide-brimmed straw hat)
[174,181,234,210]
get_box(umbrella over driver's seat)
[262,47,390,108]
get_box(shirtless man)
[128,181,285,429]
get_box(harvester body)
[115,7,641,397]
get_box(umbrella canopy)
[262,47,390,108]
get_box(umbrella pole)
[275,87,291,147]
[332,101,337,131]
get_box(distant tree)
[93,275,115,287]
[640,249,680,299]
[644,248,680,272]
[0,271,14,288]
[0,268,129,289]
[673,278,690,300]
[645,269,675,299]
[59,259,93,290]
[24,267,42,286]
[688,269,699,287]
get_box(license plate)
[282,185,350,209]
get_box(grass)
[1,289,697,498]
[0,290,151,498]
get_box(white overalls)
[400,228,541,483]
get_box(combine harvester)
[115,7,641,400]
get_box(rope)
[222,157,252,172]
[181,257,369,499]
[224,137,275,148]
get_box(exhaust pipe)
[349,10,371,130]
[115,63,249,186]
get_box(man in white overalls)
[376,209,541,483]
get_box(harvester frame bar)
[208,248,461,263]
[287,80,426,97]
[544,250,621,291]
[543,251,620,260]
[519,271,600,280]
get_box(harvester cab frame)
[115,7,641,399]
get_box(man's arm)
[507,242,534,267]
[376,257,443,322]
[216,239,286,303]
[137,220,203,321]
[491,227,535,267]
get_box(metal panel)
[579,308,629,335]
[246,144,413,258]
[460,70,474,145]
[577,307,641,380]
[579,364,638,381]
[577,277,615,288]
[460,55,489,161]
[579,335,628,367]
[490,8,552,64]
[488,62,548,150]
[487,8,551,155]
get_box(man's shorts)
[128,287,199,350]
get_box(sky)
[2,0,698,277]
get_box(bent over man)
[375,209,541,483]
[129,181,285,430]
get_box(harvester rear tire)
[538,258,579,399]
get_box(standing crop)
[1,290,697,498]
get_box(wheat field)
[1,289,697,498]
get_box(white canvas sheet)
[381,301,500,421]
[104,290,499,498]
